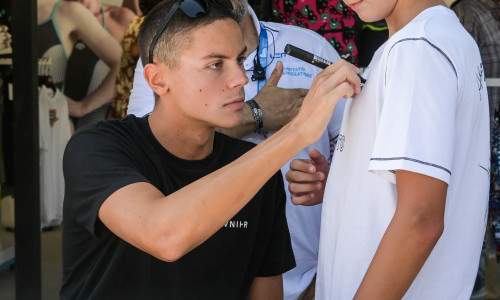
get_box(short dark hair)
[138,0,237,68]
[138,0,163,15]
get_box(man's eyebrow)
[202,46,248,60]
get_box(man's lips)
[223,98,245,108]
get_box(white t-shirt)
[127,7,346,300]
[317,6,490,300]
[39,86,72,228]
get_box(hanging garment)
[39,85,71,228]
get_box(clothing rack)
[0,58,51,101]
[0,57,51,66]
[0,56,52,275]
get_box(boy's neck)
[148,108,216,161]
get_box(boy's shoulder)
[67,115,143,152]
[401,6,472,40]
[387,6,477,61]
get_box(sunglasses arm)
[148,2,181,64]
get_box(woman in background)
[64,0,135,129]
[37,0,121,123]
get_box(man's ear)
[144,63,169,96]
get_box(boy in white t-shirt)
[286,0,490,299]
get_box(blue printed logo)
[270,52,314,78]
[283,66,313,78]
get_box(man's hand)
[254,61,308,132]
[289,59,359,146]
[219,60,359,139]
[286,149,330,206]
[217,61,308,138]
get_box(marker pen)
[284,44,366,84]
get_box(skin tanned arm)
[98,59,361,263]
[354,170,447,299]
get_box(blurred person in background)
[64,0,135,129]
[110,0,162,119]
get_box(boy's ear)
[144,63,169,96]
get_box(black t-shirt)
[61,115,295,300]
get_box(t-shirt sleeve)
[256,171,296,277]
[369,39,457,184]
[63,126,149,237]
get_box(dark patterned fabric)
[272,0,358,65]
[110,16,144,119]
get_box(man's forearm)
[100,59,357,263]
[101,122,310,263]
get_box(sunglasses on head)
[148,0,233,64]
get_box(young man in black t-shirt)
[60,0,362,298]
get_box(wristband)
[246,99,267,138]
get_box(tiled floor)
[0,225,62,300]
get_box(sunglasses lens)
[179,0,208,18]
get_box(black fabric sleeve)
[256,171,296,277]
[63,125,149,237]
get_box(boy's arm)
[354,170,447,299]
[246,275,283,300]
[98,60,361,263]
